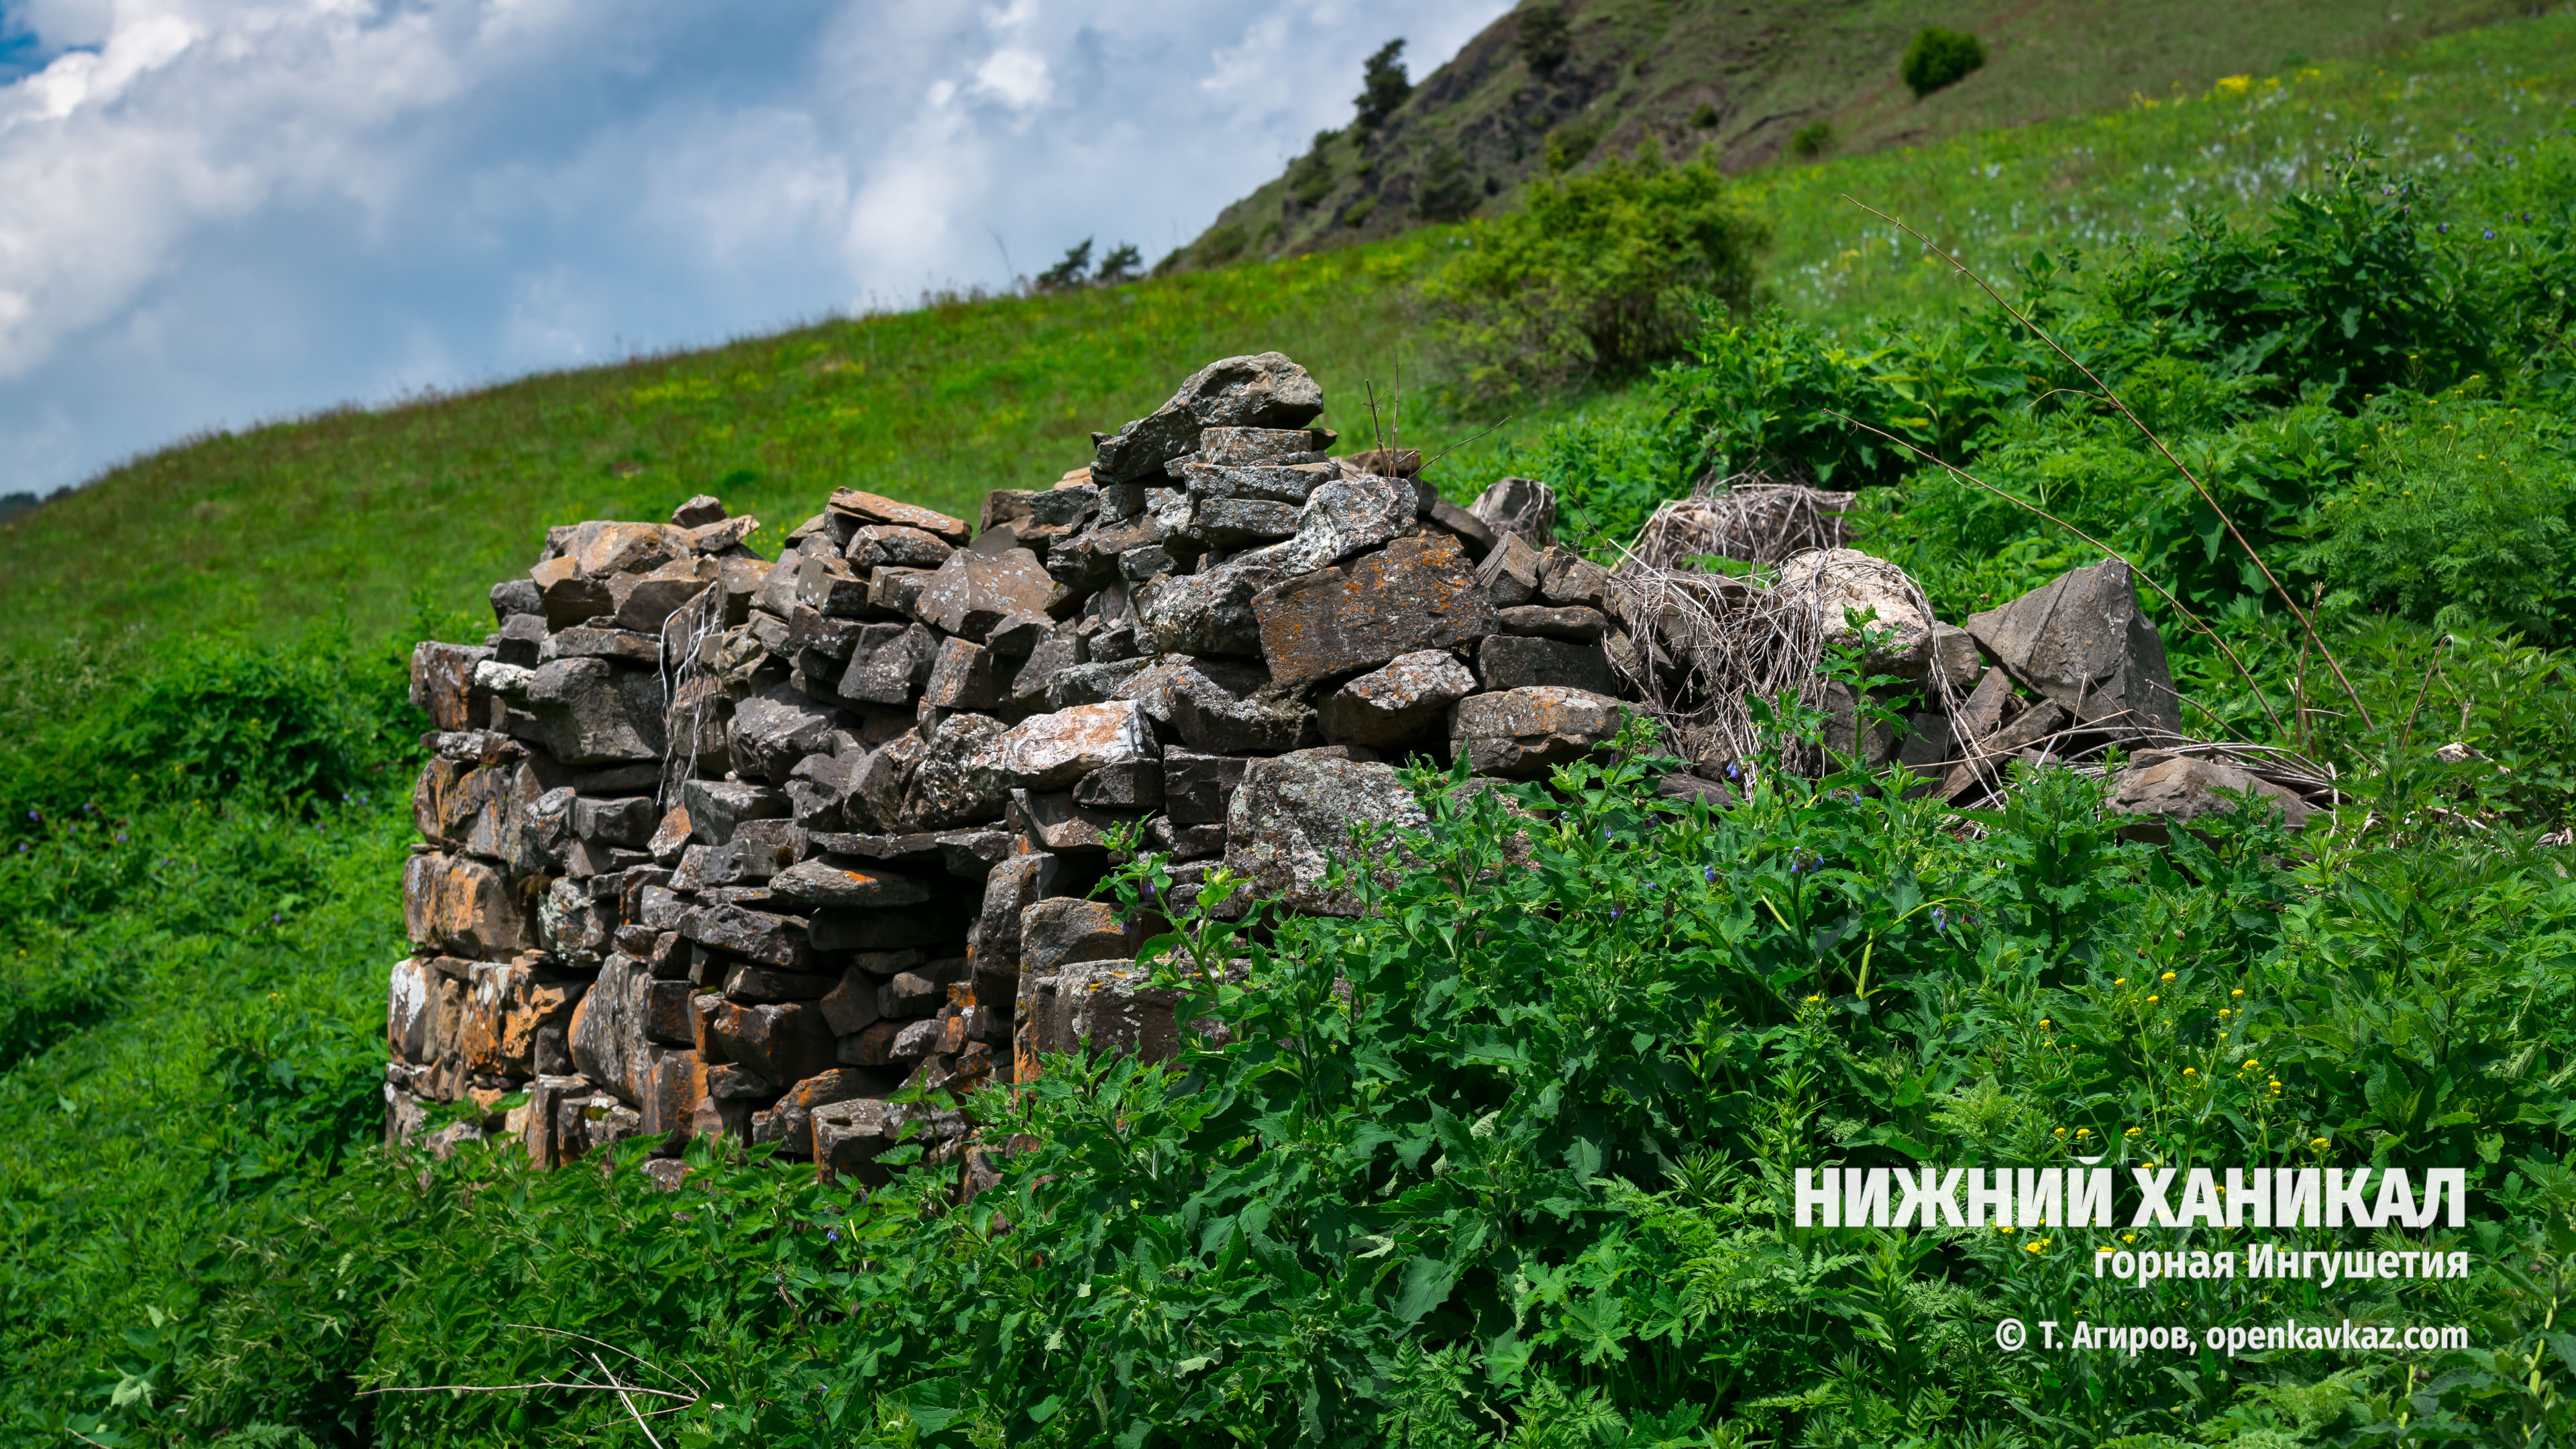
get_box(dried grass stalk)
[1627,472,1856,572]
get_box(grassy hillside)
[1167,0,2542,270]
[0,12,2568,651]
[2,12,2575,1446]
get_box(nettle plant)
[860,636,2567,1446]
[262,632,2573,1448]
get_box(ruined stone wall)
[391,350,2282,1191]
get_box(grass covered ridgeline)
[1179,0,2545,270]
[2,13,2572,654]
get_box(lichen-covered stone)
[1167,667,1315,753]
[838,622,940,706]
[1268,473,1418,574]
[1778,547,1937,681]
[1092,352,1326,482]
[730,685,839,784]
[826,487,971,546]
[1224,749,1428,915]
[976,700,1159,792]
[1253,533,1493,691]
[767,859,934,910]
[525,657,666,765]
[915,549,1060,643]
[1317,649,1477,748]
[402,851,531,955]
[1134,553,1289,658]
[1448,686,1631,779]
[1964,559,2182,735]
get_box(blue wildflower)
[1933,907,1947,930]
[1609,904,1622,920]
[2484,228,2495,239]
[828,1229,840,1242]
[1704,866,1717,883]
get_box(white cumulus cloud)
[0,0,1511,495]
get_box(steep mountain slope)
[1165,0,2536,270]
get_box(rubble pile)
[390,350,2312,1190]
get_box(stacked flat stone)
[389,350,2203,1189]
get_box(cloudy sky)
[0,0,1511,495]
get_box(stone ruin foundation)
[391,351,2331,1193]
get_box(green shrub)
[2298,392,2576,645]
[1517,3,1571,75]
[1424,148,1767,403]
[1788,119,1834,160]
[1690,101,1718,129]
[1541,119,1599,175]
[1901,27,1986,99]
[1415,148,1479,222]
[1287,135,1339,208]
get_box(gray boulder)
[1448,686,1630,779]
[525,657,666,765]
[1224,749,1428,915]
[1964,559,2184,736]
[2106,751,2314,842]
[1318,649,1477,748]
[1254,534,1494,691]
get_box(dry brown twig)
[1839,195,2373,729]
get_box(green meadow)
[1,9,2573,1446]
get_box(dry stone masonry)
[392,351,2324,1191]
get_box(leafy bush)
[2086,159,2487,409]
[0,629,410,847]
[1901,28,1986,99]
[2297,392,2576,645]
[149,716,2576,1448]
[1542,119,1601,176]
[1788,120,1834,160]
[0,629,420,1444]
[1424,148,1768,403]
[1415,148,1479,222]
[1517,3,1571,76]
